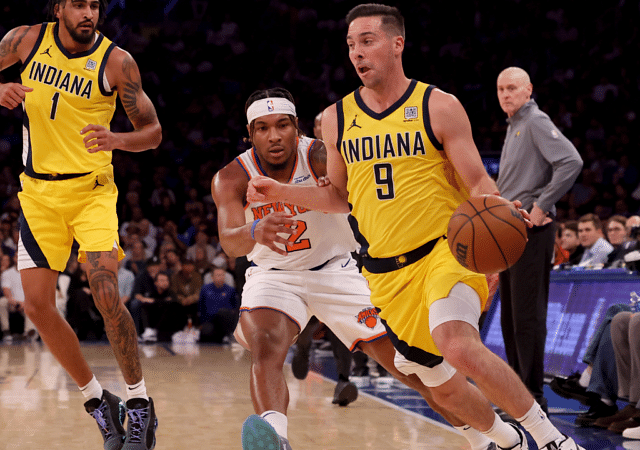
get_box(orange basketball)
[447,195,527,274]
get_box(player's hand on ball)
[253,212,296,256]
[247,176,282,203]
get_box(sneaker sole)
[333,383,358,407]
[242,415,281,450]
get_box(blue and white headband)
[246,97,297,124]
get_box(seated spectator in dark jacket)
[66,261,104,341]
[139,271,187,343]
[172,257,203,324]
[560,220,584,266]
[607,215,640,268]
[198,267,238,343]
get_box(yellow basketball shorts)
[17,165,124,272]
[363,238,488,364]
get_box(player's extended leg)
[22,267,93,386]
[360,337,495,450]
[431,283,583,450]
[85,250,157,450]
[239,308,299,450]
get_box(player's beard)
[63,18,96,45]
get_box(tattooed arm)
[82,47,162,153]
[0,25,38,109]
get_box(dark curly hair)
[48,0,109,26]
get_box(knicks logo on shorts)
[357,307,379,329]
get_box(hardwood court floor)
[0,341,467,449]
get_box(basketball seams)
[448,195,527,274]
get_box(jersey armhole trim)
[423,84,444,151]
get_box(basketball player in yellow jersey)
[0,1,160,449]
[248,4,585,450]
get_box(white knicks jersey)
[237,136,358,270]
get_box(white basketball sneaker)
[498,423,529,449]
[540,434,585,449]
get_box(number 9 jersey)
[236,136,358,270]
[20,22,117,177]
[337,80,470,259]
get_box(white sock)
[126,378,149,401]
[578,366,592,388]
[601,397,614,406]
[261,410,288,440]
[481,412,521,449]
[455,424,493,450]
[517,400,562,447]
[79,375,103,401]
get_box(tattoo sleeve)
[120,53,157,127]
[86,251,142,384]
[0,27,29,69]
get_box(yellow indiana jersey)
[20,22,117,176]
[337,80,469,258]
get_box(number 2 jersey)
[336,80,470,259]
[236,136,358,270]
[20,22,117,177]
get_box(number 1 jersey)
[20,22,117,176]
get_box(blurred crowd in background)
[1,0,639,341]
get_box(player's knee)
[393,350,456,388]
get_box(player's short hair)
[244,87,301,143]
[48,0,109,26]
[345,3,405,39]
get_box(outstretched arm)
[211,161,295,258]
[82,48,162,153]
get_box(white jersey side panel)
[237,136,357,270]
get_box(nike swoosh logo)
[341,258,351,268]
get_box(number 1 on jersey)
[50,92,60,120]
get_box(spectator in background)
[560,221,584,266]
[496,66,583,413]
[131,257,163,334]
[122,239,152,277]
[606,215,639,267]
[65,262,104,342]
[578,213,614,267]
[554,222,570,266]
[198,267,238,343]
[0,252,13,340]
[171,257,203,324]
[186,230,217,263]
[139,271,186,342]
[1,252,37,341]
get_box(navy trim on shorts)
[19,210,50,269]
[380,315,444,368]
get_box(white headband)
[246,97,297,124]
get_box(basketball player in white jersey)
[212,87,500,450]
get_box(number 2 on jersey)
[374,162,395,200]
[285,220,310,252]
